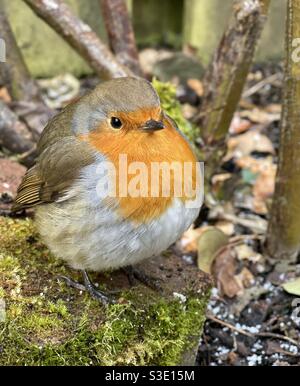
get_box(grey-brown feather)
[12,77,160,212]
[12,138,96,211]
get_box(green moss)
[0,217,210,365]
[152,79,198,145]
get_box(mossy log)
[0,217,211,365]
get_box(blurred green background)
[2,0,286,77]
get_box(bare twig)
[100,0,143,76]
[207,313,253,337]
[242,73,281,98]
[0,7,54,139]
[23,0,132,80]
[256,332,300,347]
[207,313,300,347]
[0,8,43,103]
[0,101,36,165]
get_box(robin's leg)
[124,266,162,292]
[82,270,115,305]
[60,271,115,305]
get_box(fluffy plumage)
[13,77,201,272]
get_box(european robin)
[13,77,202,303]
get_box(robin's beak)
[142,119,165,132]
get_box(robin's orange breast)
[79,115,198,224]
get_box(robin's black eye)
[110,117,122,129]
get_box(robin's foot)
[59,275,86,291]
[82,270,116,305]
[59,271,115,305]
[124,266,162,292]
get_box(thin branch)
[0,101,36,165]
[194,0,270,179]
[100,0,143,76]
[207,313,300,347]
[23,0,132,80]
[0,8,44,103]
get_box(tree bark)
[0,101,36,165]
[0,7,43,103]
[100,0,143,76]
[266,0,300,262]
[23,0,132,80]
[194,0,270,176]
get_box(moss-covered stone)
[0,217,211,365]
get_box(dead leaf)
[252,164,276,214]
[235,244,262,263]
[215,220,235,236]
[282,277,300,296]
[230,286,269,314]
[212,248,243,298]
[235,156,276,215]
[234,267,255,288]
[197,228,229,274]
[229,114,252,135]
[236,155,274,174]
[182,103,197,120]
[178,225,210,253]
[225,129,274,161]
[227,351,239,365]
[240,108,280,123]
[213,212,267,234]
[187,78,204,97]
[0,87,12,103]
[265,103,281,114]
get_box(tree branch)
[0,101,36,165]
[266,0,300,262]
[0,8,44,103]
[194,0,270,176]
[100,0,143,76]
[23,0,132,79]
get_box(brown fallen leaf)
[225,129,274,161]
[236,155,274,174]
[265,103,281,114]
[235,155,276,214]
[229,114,252,135]
[252,164,276,214]
[239,108,280,123]
[181,103,197,120]
[187,78,204,97]
[0,87,12,103]
[215,220,235,236]
[234,267,255,289]
[197,227,229,274]
[212,247,243,298]
[235,244,262,263]
[178,225,210,253]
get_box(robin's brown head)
[72,77,165,136]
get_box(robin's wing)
[12,137,96,212]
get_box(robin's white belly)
[35,163,200,271]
